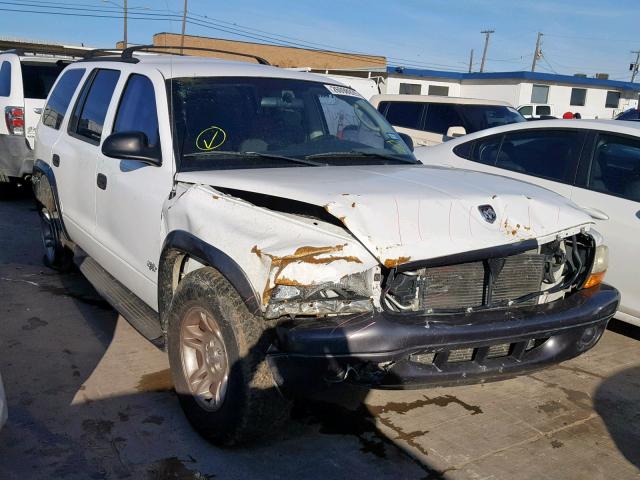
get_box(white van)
[517,104,556,119]
[371,94,525,147]
[0,51,70,183]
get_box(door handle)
[96,173,107,190]
[33,107,43,115]
[52,154,60,167]
[581,206,610,221]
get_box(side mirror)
[101,131,161,166]
[398,132,414,151]
[446,126,467,138]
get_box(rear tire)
[166,267,290,446]
[38,205,73,272]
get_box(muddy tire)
[166,267,291,446]
[38,205,73,272]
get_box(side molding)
[158,230,261,328]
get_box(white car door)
[94,70,174,309]
[55,68,121,250]
[570,132,640,324]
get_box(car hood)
[176,165,593,267]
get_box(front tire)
[167,267,290,446]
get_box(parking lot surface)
[1,190,639,480]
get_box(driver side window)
[113,74,159,148]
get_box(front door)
[94,71,174,309]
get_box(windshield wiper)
[183,151,326,167]
[305,150,419,164]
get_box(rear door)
[56,68,120,249]
[570,132,640,320]
[422,102,466,145]
[20,61,66,148]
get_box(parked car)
[34,50,618,445]
[0,50,70,184]
[615,108,640,122]
[371,94,525,147]
[416,119,639,327]
[518,103,555,119]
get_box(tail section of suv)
[0,51,71,183]
[33,48,618,445]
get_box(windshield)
[458,105,526,133]
[169,77,415,171]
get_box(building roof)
[388,66,640,92]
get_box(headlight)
[583,245,608,289]
[264,270,374,319]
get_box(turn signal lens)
[583,245,608,289]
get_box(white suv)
[0,50,71,184]
[33,47,618,445]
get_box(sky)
[0,0,638,80]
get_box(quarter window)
[588,134,640,202]
[531,84,549,104]
[113,74,159,148]
[383,101,423,129]
[0,61,11,97]
[605,91,620,109]
[69,69,120,144]
[570,88,587,106]
[496,130,585,182]
[42,69,85,130]
[399,83,421,95]
[424,103,464,135]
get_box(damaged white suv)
[33,47,619,445]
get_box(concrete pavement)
[0,188,638,479]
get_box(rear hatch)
[20,60,67,147]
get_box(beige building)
[141,33,386,70]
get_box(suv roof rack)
[81,44,271,65]
[1,46,92,59]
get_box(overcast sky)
[1,0,638,80]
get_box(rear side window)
[69,69,120,144]
[471,135,503,165]
[383,101,423,129]
[496,130,585,182]
[21,62,66,99]
[424,103,464,135]
[588,133,640,202]
[113,74,159,148]
[42,69,85,130]
[0,61,11,97]
[536,105,551,116]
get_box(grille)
[418,252,546,311]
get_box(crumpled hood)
[176,165,593,267]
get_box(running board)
[76,255,165,349]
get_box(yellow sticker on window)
[196,126,227,151]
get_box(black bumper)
[269,284,619,389]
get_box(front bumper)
[0,134,34,179]
[269,284,619,389]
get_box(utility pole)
[123,0,127,49]
[631,50,640,82]
[468,49,474,73]
[531,32,543,72]
[180,0,188,54]
[480,30,494,73]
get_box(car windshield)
[458,105,526,133]
[169,77,416,171]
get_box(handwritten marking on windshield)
[196,126,227,151]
